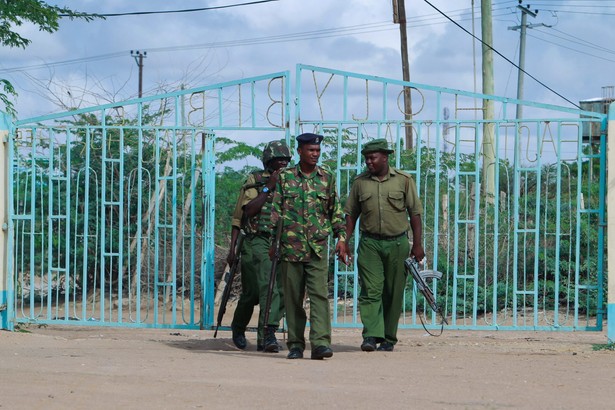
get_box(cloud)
[3,0,613,119]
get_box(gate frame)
[294,64,609,333]
[608,102,615,343]
[0,66,611,335]
[1,71,291,331]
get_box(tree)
[0,0,101,116]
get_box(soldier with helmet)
[226,139,292,352]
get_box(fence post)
[0,112,10,330]
[608,102,615,343]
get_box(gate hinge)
[0,303,7,312]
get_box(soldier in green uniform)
[269,133,348,360]
[342,138,425,352]
[226,140,292,352]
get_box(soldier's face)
[298,144,321,166]
[269,157,290,171]
[364,152,389,176]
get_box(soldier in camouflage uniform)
[269,133,348,360]
[226,140,292,352]
[343,139,425,352]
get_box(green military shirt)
[270,164,346,262]
[344,166,422,236]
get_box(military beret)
[361,138,394,155]
[296,133,323,146]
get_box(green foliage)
[215,165,257,246]
[0,1,102,115]
[592,343,615,351]
[13,110,606,317]
[0,78,16,117]
[215,137,263,165]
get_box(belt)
[361,231,407,241]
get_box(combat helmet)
[261,140,291,168]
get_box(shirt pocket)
[317,192,330,215]
[283,191,299,213]
[359,192,373,216]
[387,191,406,211]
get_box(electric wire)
[59,0,281,17]
[2,0,609,108]
[422,0,581,108]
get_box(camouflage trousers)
[280,250,331,352]
[231,234,284,345]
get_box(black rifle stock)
[404,258,448,326]
[213,229,245,338]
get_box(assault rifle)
[213,227,246,338]
[404,257,448,335]
[263,217,283,329]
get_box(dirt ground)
[1,323,613,410]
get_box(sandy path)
[1,325,613,409]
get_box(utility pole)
[481,0,495,202]
[508,2,538,120]
[130,50,147,98]
[392,0,413,150]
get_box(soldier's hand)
[344,242,352,264]
[335,241,349,266]
[226,251,234,267]
[267,168,283,191]
[410,244,425,263]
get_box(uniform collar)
[369,165,396,181]
[295,164,324,178]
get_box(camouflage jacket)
[270,164,346,262]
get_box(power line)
[528,33,615,63]
[59,0,280,17]
[534,27,615,56]
[422,0,580,108]
[2,1,608,107]
[0,23,398,74]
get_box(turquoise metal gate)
[4,65,606,331]
[8,72,290,328]
[295,64,606,331]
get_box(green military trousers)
[357,236,409,345]
[280,250,331,352]
[231,234,284,345]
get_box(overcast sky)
[1,0,614,120]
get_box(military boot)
[263,326,280,353]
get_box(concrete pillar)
[0,112,10,330]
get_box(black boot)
[232,330,247,350]
[263,326,280,353]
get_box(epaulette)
[392,168,413,179]
[317,164,334,176]
[353,170,371,181]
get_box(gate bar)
[608,102,615,343]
